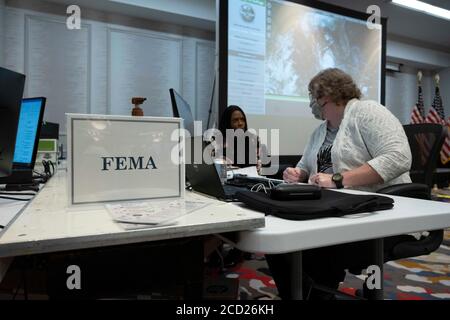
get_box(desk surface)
[0,200,28,230]
[0,171,265,258]
[228,189,450,254]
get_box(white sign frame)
[67,114,184,205]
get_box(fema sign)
[67,114,183,205]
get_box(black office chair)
[377,183,444,262]
[347,124,447,298]
[404,123,448,188]
[379,124,447,260]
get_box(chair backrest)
[403,124,447,188]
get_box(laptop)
[186,161,247,201]
[185,138,281,201]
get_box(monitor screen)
[13,97,46,167]
[0,67,26,177]
[169,88,196,137]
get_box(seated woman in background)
[218,105,261,170]
[268,68,412,300]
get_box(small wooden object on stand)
[131,97,146,116]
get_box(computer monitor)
[169,88,196,137]
[40,121,59,140]
[0,67,26,178]
[13,97,46,169]
[0,97,46,188]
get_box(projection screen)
[218,0,386,155]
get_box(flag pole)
[434,73,440,88]
[417,70,422,86]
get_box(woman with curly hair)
[269,68,412,299]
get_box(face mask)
[310,100,325,120]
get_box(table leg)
[364,238,384,300]
[290,251,303,300]
[0,257,13,285]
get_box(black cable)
[41,160,55,178]
[33,170,47,178]
[207,72,216,130]
[49,160,55,176]
[0,192,36,196]
[0,196,32,201]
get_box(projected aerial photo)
[228,0,382,116]
[265,0,381,102]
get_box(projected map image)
[228,0,382,117]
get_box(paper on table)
[105,199,210,226]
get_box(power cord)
[32,160,55,184]
[0,189,36,201]
[250,180,278,194]
[0,196,33,201]
[42,160,55,178]
[0,192,36,196]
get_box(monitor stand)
[3,182,39,192]
[0,169,39,191]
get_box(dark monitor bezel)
[169,88,196,136]
[0,67,26,178]
[13,97,47,170]
[40,121,60,140]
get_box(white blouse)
[297,98,412,192]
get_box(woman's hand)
[283,167,302,183]
[309,173,336,188]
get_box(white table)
[0,170,265,293]
[0,191,34,282]
[222,187,450,299]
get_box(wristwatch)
[332,173,344,189]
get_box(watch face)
[332,173,342,182]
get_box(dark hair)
[218,105,248,137]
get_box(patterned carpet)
[208,230,450,300]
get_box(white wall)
[386,65,450,125]
[387,39,450,70]
[385,66,435,124]
[4,0,215,154]
[111,0,215,21]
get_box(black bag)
[235,189,394,220]
[270,183,321,200]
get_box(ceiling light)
[392,0,450,20]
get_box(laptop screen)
[169,88,196,137]
[13,97,46,167]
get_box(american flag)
[425,86,450,164]
[410,85,425,124]
[444,118,450,165]
[410,84,429,165]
